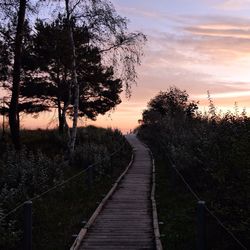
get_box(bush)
[138,88,250,249]
[0,147,64,249]
[0,126,130,249]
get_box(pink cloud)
[217,0,250,10]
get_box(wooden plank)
[70,153,134,250]
[72,134,159,250]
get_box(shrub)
[138,88,250,248]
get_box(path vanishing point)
[71,134,162,250]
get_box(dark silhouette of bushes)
[138,87,250,249]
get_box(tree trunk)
[1,97,6,140]
[58,99,64,134]
[58,101,70,136]
[65,0,79,156]
[9,0,27,149]
[56,65,65,134]
[62,102,70,137]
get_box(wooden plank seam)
[70,152,135,250]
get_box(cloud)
[146,28,250,68]
[130,14,250,109]
[111,5,250,113]
[133,12,250,63]
[109,3,250,125]
[185,26,250,38]
[114,4,200,28]
[168,14,250,63]
[196,90,250,99]
[115,6,165,20]
[217,0,250,10]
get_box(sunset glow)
[6,0,250,132]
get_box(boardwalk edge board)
[151,156,163,250]
[140,140,163,250]
[70,151,134,250]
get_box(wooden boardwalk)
[76,134,156,250]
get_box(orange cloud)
[185,26,250,39]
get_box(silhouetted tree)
[0,0,146,152]
[142,87,198,125]
[45,0,146,153]
[0,0,27,149]
[19,17,122,134]
[0,0,37,148]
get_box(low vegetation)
[138,87,250,249]
[0,126,131,250]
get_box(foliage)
[57,0,147,92]
[138,87,250,249]
[0,146,64,249]
[155,160,196,250]
[0,17,123,130]
[0,126,131,249]
[142,87,198,126]
[21,17,122,119]
[0,0,146,151]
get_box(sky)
[15,0,250,132]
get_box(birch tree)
[41,0,146,154]
[64,0,79,155]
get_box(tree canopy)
[142,87,198,125]
[17,17,123,132]
[0,0,146,146]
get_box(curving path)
[77,134,156,250]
